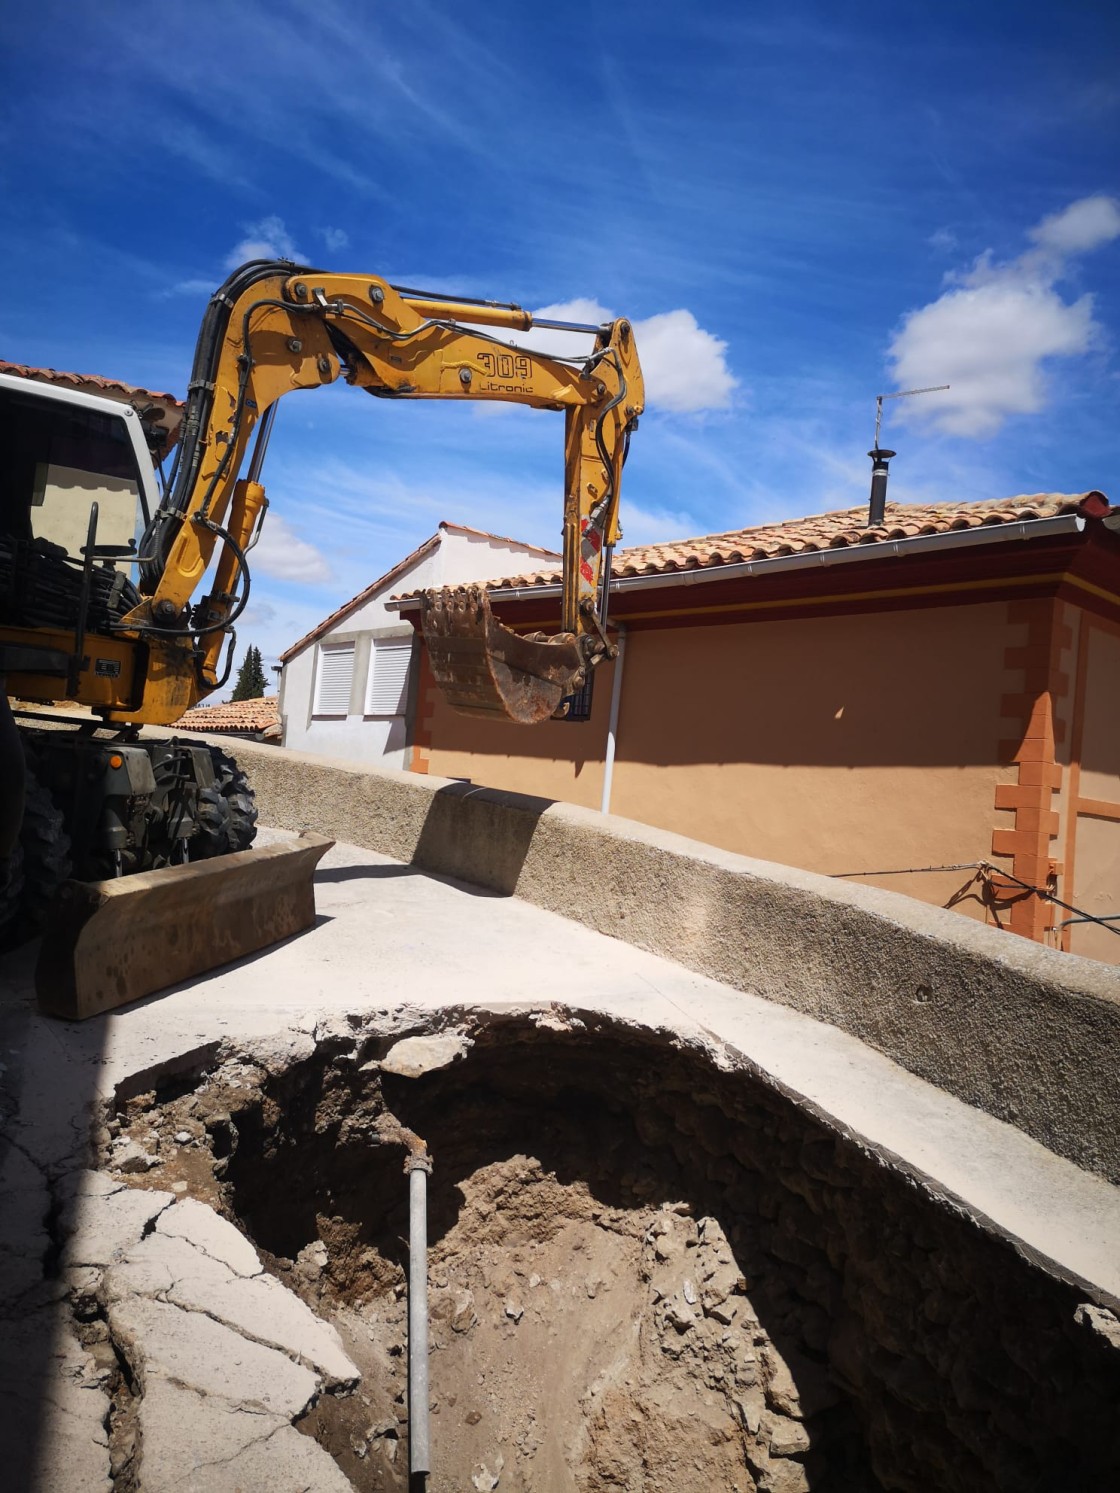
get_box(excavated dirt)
[105,1012,877,1493]
[104,1007,1120,1492]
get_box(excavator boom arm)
[122,262,644,722]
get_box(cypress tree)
[231,644,267,700]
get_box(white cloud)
[888,195,1120,437]
[1028,195,1120,255]
[889,282,1094,436]
[927,228,957,254]
[224,215,304,270]
[317,226,350,253]
[619,500,703,548]
[251,512,332,583]
[631,309,736,414]
[477,297,737,416]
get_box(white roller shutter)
[314,643,354,716]
[366,637,412,716]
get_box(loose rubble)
[7,1005,1119,1491]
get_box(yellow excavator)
[0,260,644,1014]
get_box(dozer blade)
[36,832,334,1021]
[420,584,586,724]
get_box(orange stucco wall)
[1063,612,1120,962]
[427,600,1025,930]
[425,686,611,809]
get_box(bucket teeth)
[420,585,586,725]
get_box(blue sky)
[2,0,1118,679]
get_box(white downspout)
[600,623,627,816]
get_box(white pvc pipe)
[407,1154,432,1478]
[600,623,627,816]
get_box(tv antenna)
[873,384,950,447]
[867,384,950,526]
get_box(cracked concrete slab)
[57,1174,174,1271]
[139,1379,353,1493]
[4,829,1120,1490]
[107,1293,320,1417]
[106,1208,358,1386]
[0,1241,47,1309]
[0,1146,51,1312]
[90,1191,359,1491]
[0,1303,112,1493]
[0,1144,49,1239]
[154,1194,263,1277]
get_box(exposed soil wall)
[108,1010,1120,1492]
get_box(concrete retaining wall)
[180,736,1120,1181]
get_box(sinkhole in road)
[116,1012,889,1493]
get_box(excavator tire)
[0,769,72,946]
[193,746,258,859]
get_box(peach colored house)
[394,494,1120,963]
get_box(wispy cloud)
[620,500,704,547]
[225,215,304,269]
[927,228,958,254]
[888,195,1120,437]
[317,226,350,253]
[157,278,216,301]
[252,512,332,583]
[159,120,259,193]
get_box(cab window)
[0,387,148,569]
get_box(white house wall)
[279,529,556,768]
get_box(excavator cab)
[0,382,152,629]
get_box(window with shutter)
[366,638,412,716]
[314,643,354,716]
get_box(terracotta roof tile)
[467,493,1108,592]
[0,360,185,452]
[171,696,279,734]
[439,520,560,557]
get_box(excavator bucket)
[420,585,587,724]
[36,832,334,1021]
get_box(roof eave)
[388,512,1088,612]
[279,533,443,662]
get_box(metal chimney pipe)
[867,448,895,528]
